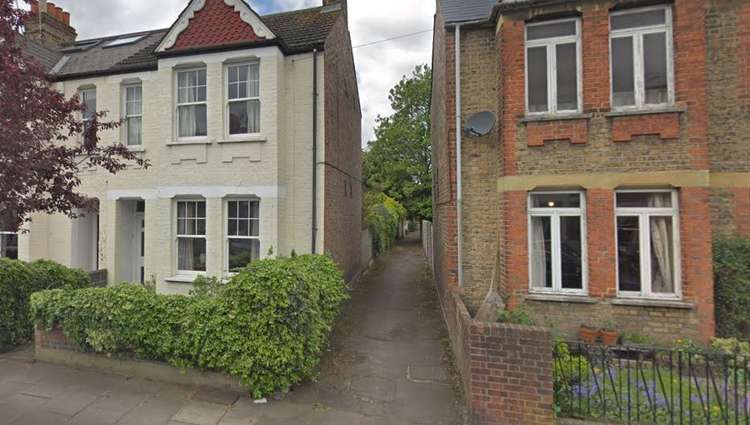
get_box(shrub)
[713,237,750,340]
[31,255,349,398]
[364,192,407,254]
[496,303,535,326]
[0,258,89,349]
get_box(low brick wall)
[442,291,554,425]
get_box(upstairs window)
[176,69,207,138]
[226,199,260,273]
[124,84,142,146]
[80,87,97,131]
[525,19,581,114]
[226,62,260,136]
[610,6,673,109]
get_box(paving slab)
[171,400,228,425]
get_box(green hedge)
[364,192,407,254]
[31,255,349,398]
[714,237,750,340]
[0,259,89,349]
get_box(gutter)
[312,49,319,253]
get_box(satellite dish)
[464,111,496,137]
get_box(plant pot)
[580,325,599,344]
[599,329,619,346]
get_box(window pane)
[197,201,206,218]
[1,234,18,260]
[127,117,142,146]
[196,219,205,236]
[249,201,259,219]
[187,202,195,218]
[611,9,666,31]
[248,63,260,97]
[556,43,578,111]
[197,69,206,86]
[178,237,206,271]
[238,201,249,218]
[250,219,259,237]
[617,216,641,292]
[612,36,635,107]
[531,193,580,209]
[229,101,248,135]
[530,216,552,289]
[228,201,238,219]
[650,216,675,294]
[616,192,672,208]
[560,216,583,289]
[196,86,207,102]
[643,32,668,104]
[228,83,239,100]
[178,72,187,89]
[248,100,260,133]
[228,239,260,272]
[527,46,548,112]
[178,105,207,137]
[228,219,238,236]
[82,89,96,121]
[527,21,576,40]
[177,218,187,235]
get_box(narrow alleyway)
[0,234,464,425]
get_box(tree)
[363,65,432,221]
[0,0,148,231]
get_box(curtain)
[178,106,196,138]
[531,217,548,288]
[178,238,194,270]
[649,194,673,293]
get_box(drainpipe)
[455,24,464,287]
[312,49,319,254]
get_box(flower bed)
[31,255,349,398]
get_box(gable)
[156,0,275,53]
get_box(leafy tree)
[0,0,148,231]
[364,65,432,220]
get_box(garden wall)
[442,291,555,425]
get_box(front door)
[135,212,145,283]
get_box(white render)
[19,46,327,294]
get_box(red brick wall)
[35,326,76,352]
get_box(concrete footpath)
[0,234,465,425]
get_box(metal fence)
[87,269,107,287]
[554,341,750,425]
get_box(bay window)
[610,6,673,108]
[226,199,260,273]
[176,69,207,138]
[124,84,142,146]
[525,18,581,114]
[528,192,586,293]
[176,200,206,273]
[615,190,680,298]
[0,231,18,260]
[226,62,260,136]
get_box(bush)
[364,192,407,254]
[496,303,535,326]
[0,258,89,349]
[713,237,750,340]
[31,255,349,398]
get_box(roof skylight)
[103,35,145,48]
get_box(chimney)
[322,0,347,19]
[24,0,77,47]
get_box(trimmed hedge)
[364,192,407,254]
[0,259,89,349]
[714,237,750,340]
[31,255,349,398]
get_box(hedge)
[364,192,407,255]
[0,259,89,349]
[714,237,750,340]
[30,254,349,398]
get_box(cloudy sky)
[47,0,435,145]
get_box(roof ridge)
[262,4,325,18]
[74,28,170,45]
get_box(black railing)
[554,341,750,425]
[87,269,107,287]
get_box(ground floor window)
[176,200,206,273]
[0,231,18,260]
[615,190,680,298]
[528,192,586,294]
[226,199,260,273]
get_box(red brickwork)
[526,119,588,146]
[611,113,681,142]
[35,326,76,352]
[734,188,750,237]
[171,0,265,51]
[585,189,616,299]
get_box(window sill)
[605,105,687,118]
[126,146,145,152]
[167,139,212,146]
[218,135,266,144]
[165,275,200,284]
[526,293,598,304]
[611,298,694,310]
[520,113,592,123]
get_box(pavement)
[0,234,465,425]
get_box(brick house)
[12,0,362,292]
[430,0,750,344]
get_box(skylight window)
[103,35,144,48]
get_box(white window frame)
[175,199,207,276]
[80,87,97,137]
[614,189,682,300]
[609,5,675,110]
[224,198,261,274]
[0,231,18,260]
[123,83,143,146]
[224,61,261,138]
[175,67,208,142]
[525,18,583,115]
[527,191,588,295]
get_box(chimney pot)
[31,0,39,15]
[62,11,70,25]
[55,6,63,20]
[46,2,55,15]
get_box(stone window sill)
[167,139,212,146]
[605,105,687,118]
[520,113,592,123]
[218,135,267,144]
[165,275,200,284]
[611,298,694,310]
[526,293,598,304]
[126,146,145,153]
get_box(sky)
[45,0,436,146]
